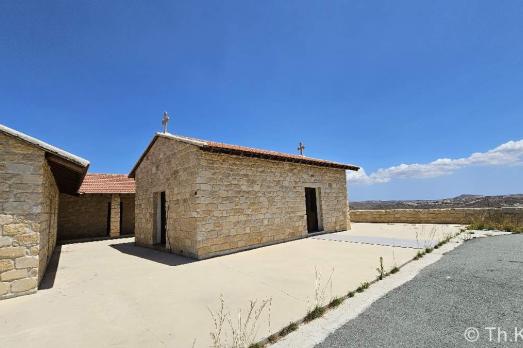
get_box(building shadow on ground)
[39,245,62,290]
[109,242,195,267]
[59,234,134,245]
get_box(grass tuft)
[278,322,298,337]
[328,297,344,309]
[356,282,370,293]
[413,250,425,260]
[347,291,355,298]
[267,334,278,344]
[304,306,327,322]
[389,266,399,274]
[248,343,264,348]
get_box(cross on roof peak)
[162,111,170,133]
[297,141,305,156]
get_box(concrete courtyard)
[0,223,462,348]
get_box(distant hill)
[351,194,523,210]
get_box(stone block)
[0,236,12,247]
[1,268,28,281]
[15,256,38,269]
[14,233,39,246]
[0,247,26,259]
[3,223,32,236]
[0,260,14,273]
[0,191,13,202]
[5,163,34,174]
[13,192,42,201]
[10,277,37,293]
[30,246,39,256]
[0,214,14,226]
[3,202,41,214]
[0,282,9,296]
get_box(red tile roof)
[203,140,360,170]
[129,133,359,177]
[79,174,135,194]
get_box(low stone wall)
[350,207,523,225]
[58,193,135,241]
[58,193,112,240]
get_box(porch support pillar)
[110,194,121,237]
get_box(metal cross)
[162,111,170,133]
[297,141,305,155]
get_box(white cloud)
[349,139,523,185]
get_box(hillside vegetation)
[351,194,523,210]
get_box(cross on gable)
[297,141,305,155]
[162,112,170,133]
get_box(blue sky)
[1,1,522,200]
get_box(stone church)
[130,132,359,259]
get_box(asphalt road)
[316,234,523,347]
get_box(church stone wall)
[193,152,348,259]
[134,137,200,257]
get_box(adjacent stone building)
[130,133,359,259]
[58,174,135,241]
[0,124,89,300]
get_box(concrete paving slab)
[348,222,463,242]
[0,223,461,348]
[313,234,437,248]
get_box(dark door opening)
[305,187,319,233]
[160,192,166,245]
[106,202,111,236]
